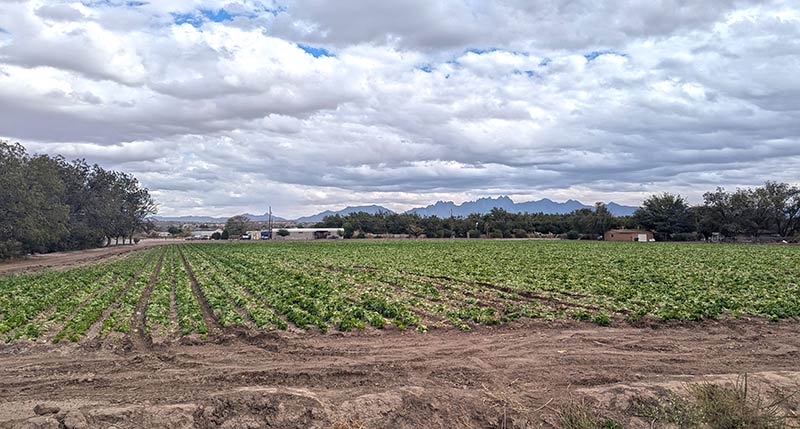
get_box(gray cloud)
[0,0,798,218]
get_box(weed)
[555,398,622,429]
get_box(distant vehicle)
[241,234,251,240]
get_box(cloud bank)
[1,0,798,218]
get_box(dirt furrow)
[130,250,165,350]
[178,248,222,336]
[85,254,154,341]
[405,270,620,315]
[168,267,179,338]
[1,303,58,343]
[40,275,119,343]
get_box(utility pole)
[450,209,455,239]
[268,206,273,240]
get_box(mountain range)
[153,197,638,223]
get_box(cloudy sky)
[1,0,798,218]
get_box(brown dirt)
[1,319,799,428]
[130,251,165,350]
[0,239,178,276]
[179,248,223,336]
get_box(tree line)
[315,182,800,241]
[1,141,157,260]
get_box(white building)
[192,228,223,239]
[271,228,343,240]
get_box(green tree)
[633,193,692,240]
[753,181,800,237]
[225,215,252,238]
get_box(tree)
[1,140,158,259]
[591,203,615,236]
[753,181,800,237]
[224,215,252,238]
[633,193,692,240]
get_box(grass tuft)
[556,398,622,429]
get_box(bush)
[489,230,503,239]
[467,229,481,238]
[632,373,794,429]
[566,230,580,240]
[277,229,290,237]
[671,232,700,242]
[512,229,528,238]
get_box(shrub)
[566,230,580,240]
[277,229,290,237]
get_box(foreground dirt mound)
[1,320,799,428]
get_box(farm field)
[2,240,800,428]
[1,240,799,344]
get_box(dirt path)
[0,240,178,276]
[1,320,798,428]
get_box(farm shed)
[271,228,343,240]
[192,228,223,239]
[604,229,654,242]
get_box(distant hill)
[295,205,394,223]
[240,212,288,222]
[152,215,228,223]
[153,198,638,223]
[405,196,638,217]
[152,212,287,223]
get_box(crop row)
[2,239,798,343]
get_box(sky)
[1,0,799,218]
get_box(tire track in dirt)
[85,254,155,341]
[397,270,623,315]
[319,264,546,325]
[178,247,222,336]
[130,250,165,350]
[40,274,119,343]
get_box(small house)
[604,229,654,242]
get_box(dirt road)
[1,319,798,428]
[0,240,178,276]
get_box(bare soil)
[0,240,178,276]
[1,319,799,428]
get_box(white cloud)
[1,0,799,218]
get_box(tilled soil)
[1,319,799,428]
[0,240,177,276]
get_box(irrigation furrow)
[40,274,119,343]
[1,303,57,343]
[178,247,222,336]
[85,254,155,341]
[130,250,165,350]
[168,265,179,338]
